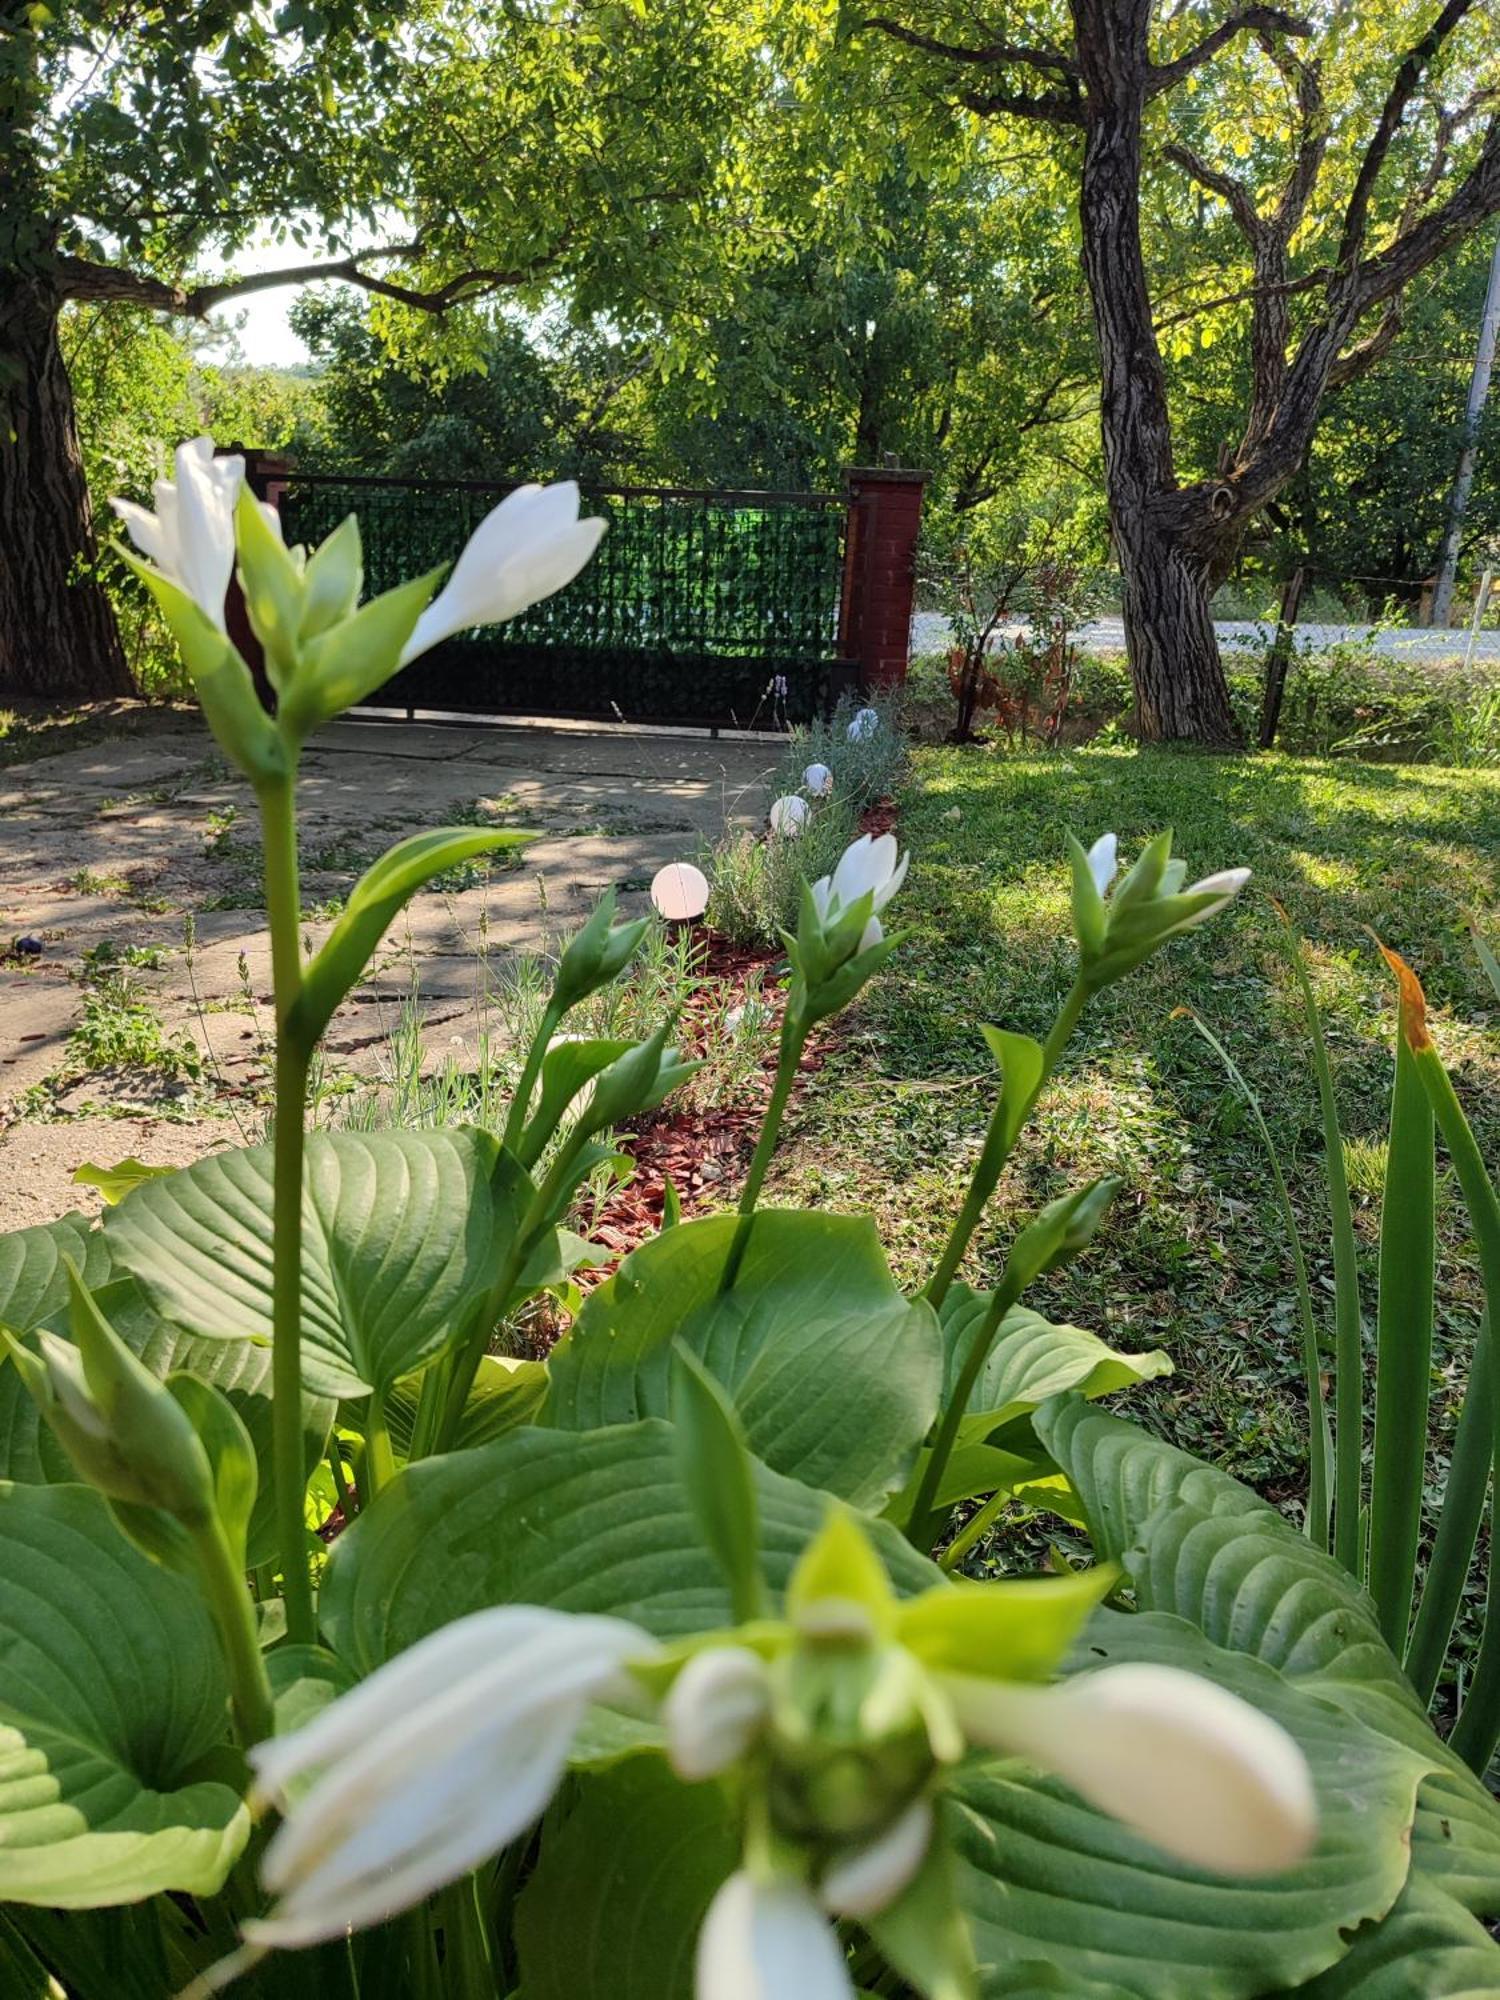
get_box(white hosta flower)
[944,1660,1316,1877]
[847,707,879,742]
[664,1645,773,1780]
[401,481,606,665]
[1086,831,1118,898]
[810,831,909,948]
[769,794,809,837]
[244,1605,654,1950]
[819,1799,933,1918]
[1176,866,1252,923]
[804,761,834,795]
[697,1871,855,2000]
[110,436,243,631]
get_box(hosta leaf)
[320,1418,940,1672]
[951,1608,1431,1999]
[544,1212,942,1508]
[105,1128,537,1399]
[71,1158,175,1206]
[7,1278,332,1570]
[1289,1878,1500,1996]
[515,1758,736,2000]
[0,1213,110,1331]
[0,1482,248,1905]
[1036,1400,1500,1917]
[942,1291,1170,1444]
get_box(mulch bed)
[574,795,897,1277]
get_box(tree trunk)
[1072,0,1241,745]
[0,274,131,699]
[1113,510,1241,741]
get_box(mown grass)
[774,743,1500,1522]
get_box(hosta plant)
[0,442,1496,1999]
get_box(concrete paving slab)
[0,710,773,1229]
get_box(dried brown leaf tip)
[1378,943,1433,1051]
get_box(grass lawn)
[775,742,1500,1575]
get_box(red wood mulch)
[573,795,898,1281]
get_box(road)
[910,612,1500,667]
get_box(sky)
[208,280,314,369]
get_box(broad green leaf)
[1036,1400,1500,1913]
[942,1293,1170,1443]
[291,829,537,1047]
[0,1481,248,1905]
[514,1759,736,2000]
[0,1213,110,1332]
[884,1443,1047,1521]
[951,1608,1432,1999]
[1290,1877,1500,1997]
[386,1352,549,1459]
[9,1277,332,1571]
[266,1645,357,1741]
[105,1128,537,1399]
[320,1418,940,1672]
[71,1158,176,1205]
[545,1212,942,1508]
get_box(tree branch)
[1147,6,1310,97]
[961,84,1086,125]
[859,16,1080,79]
[55,238,571,317]
[1163,143,1265,241]
[1354,109,1500,309]
[1336,0,1478,273]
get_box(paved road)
[911,611,1500,666]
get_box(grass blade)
[1277,910,1365,1575]
[1366,981,1436,1652]
[1182,1009,1332,1550]
[1385,949,1500,1769]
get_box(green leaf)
[0,1213,111,1331]
[544,1211,942,1509]
[0,1481,248,1905]
[9,1277,333,1571]
[291,829,538,1047]
[866,1830,978,2000]
[71,1158,177,1206]
[167,1375,257,1565]
[951,1607,1431,1998]
[941,1293,1170,1444]
[979,1027,1046,1153]
[320,1418,941,1672]
[1289,1877,1500,1997]
[1036,1399,1500,1913]
[278,566,444,736]
[105,1129,537,1400]
[266,1644,357,1741]
[516,1758,736,2000]
[885,1442,1048,1520]
[516,1036,634,1168]
[670,1343,765,1624]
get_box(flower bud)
[553,889,650,1013]
[581,1023,697,1133]
[664,1646,772,1780]
[4,1264,214,1526]
[766,1641,936,1845]
[819,1798,933,1918]
[1068,831,1250,989]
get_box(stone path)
[1,712,771,1230]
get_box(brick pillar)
[837,465,929,690]
[218,444,293,710]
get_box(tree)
[865,0,1500,742]
[0,1,791,699]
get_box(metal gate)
[276,473,855,731]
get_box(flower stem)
[362,1387,396,1500]
[501,997,564,1156]
[261,772,316,1646]
[719,1005,807,1293]
[922,978,1087,1313]
[905,1276,1020,1550]
[193,1518,274,1746]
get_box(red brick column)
[837,465,929,691]
[218,445,293,710]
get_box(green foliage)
[8,463,1500,2000]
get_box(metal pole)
[1430,228,1500,627]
